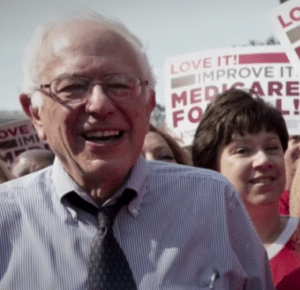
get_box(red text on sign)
[278,6,300,28]
[171,58,212,74]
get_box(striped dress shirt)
[0,156,274,289]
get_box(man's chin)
[82,158,133,179]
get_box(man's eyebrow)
[53,72,84,79]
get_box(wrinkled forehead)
[52,21,132,52]
[38,20,142,77]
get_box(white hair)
[21,11,156,108]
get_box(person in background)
[11,149,55,178]
[289,163,300,218]
[142,123,192,165]
[0,12,274,289]
[279,135,300,215]
[0,159,13,184]
[192,88,300,289]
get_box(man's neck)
[83,174,129,205]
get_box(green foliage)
[151,103,166,127]
[247,36,280,46]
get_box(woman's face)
[143,131,177,163]
[216,130,286,207]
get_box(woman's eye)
[234,147,250,155]
[159,155,176,162]
[267,145,279,151]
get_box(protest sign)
[164,46,300,146]
[269,0,300,70]
[0,119,49,168]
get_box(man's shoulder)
[145,160,238,203]
[147,160,230,185]
[144,161,242,216]
[0,166,53,198]
[0,167,54,249]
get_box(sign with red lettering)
[0,119,49,168]
[164,46,300,146]
[269,0,300,68]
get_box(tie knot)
[97,189,136,227]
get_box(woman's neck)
[247,203,288,247]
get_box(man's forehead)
[37,20,141,80]
[47,21,129,53]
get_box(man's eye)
[57,83,88,93]
[55,81,89,93]
[106,83,132,90]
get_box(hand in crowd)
[284,135,300,191]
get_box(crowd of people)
[0,9,299,290]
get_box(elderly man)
[0,13,274,289]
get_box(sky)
[0,0,282,111]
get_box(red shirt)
[269,218,300,289]
[271,239,300,289]
[279,190,290,216]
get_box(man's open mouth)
[82,130,125,143]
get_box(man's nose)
[85,84,115,116]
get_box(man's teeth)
[85,130,120,138]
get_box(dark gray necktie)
[88,189,137,290]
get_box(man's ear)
[19,94,47,141]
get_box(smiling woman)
[143,123,192,165]
[192,88,300,289]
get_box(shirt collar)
[52,156,149,217]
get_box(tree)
[150,103,166,127]
[247,36,280,46]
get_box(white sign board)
[164,46,300,146]
[269,0,300,70]
[0,119,50,168]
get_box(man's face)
[30,21,155,194]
